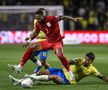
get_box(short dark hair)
[86,52,95,60]
[38,8,46,11]
[35,8,46,16]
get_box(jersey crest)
[46,22,51,27]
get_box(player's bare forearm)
[29,29,38,40]
[25,29,37,41]
[97,74,108,83]
[23,29,38,48]
[61,16,83,22]
[102,77,108,82]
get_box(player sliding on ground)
[9,52,108,87]
[8,8,83,81]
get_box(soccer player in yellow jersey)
[9,52,108,86]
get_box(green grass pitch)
[0,44,108,90]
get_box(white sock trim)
[29,74,49,81]
[18,64,23,69]
[36,59,42,66]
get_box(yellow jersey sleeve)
[34,19,37,28]
[36,31,46,42]
[76,58,84,65]
[91,66,100,76]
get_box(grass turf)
[0,44,108,90]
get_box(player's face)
[83,56,93,67]
[35,14,42,22]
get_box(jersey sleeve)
[91,67,100,76]
[34,19,37,28]
[49,16,61,22]
[77,58,83,65]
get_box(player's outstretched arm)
[23,29,39,48]
[61,16,83,22]
[97,74,108,83]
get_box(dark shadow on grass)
[34,81,108,86]
[78,81,108,85]
[36,83,56,86]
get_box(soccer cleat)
[9,75,21,85]
[8,64,21,74]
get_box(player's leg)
[26,73,63,84]
[28,68,64,84]
[39,50,50,69]
[30,53,42,74]
[39,68,69,84]
[19,42,43,66]
[29,51,43,73]
[34,40,52,72]
[50,75,63,84]
[30,51,40,64]
[8,42,44,74]
[19,40,52,68]
[53,41,75,80]
[34,50,49,74]
[9,75,23,85]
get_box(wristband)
[27,38,31,43]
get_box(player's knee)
[41,61,46,66]
[29,43,40,51]
[55,48,63,58]
[41,60,45,65]
[29,44,35,50]
[50,75,62,84]
[42,62,50,69]
[50,75,58,80]
[56,52,64,59]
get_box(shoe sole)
[8,64,19,74]
[9,75,20,85]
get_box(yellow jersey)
[62,58,100,84]
[34,19,46,42]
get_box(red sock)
[57,52,70,71]
[20,47,33,66]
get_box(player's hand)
[22,42,30,48]
[25,37,30,41]
[74,17,83,22]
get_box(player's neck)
[41,16,46,24]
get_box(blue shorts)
[48,68,70,84]
[34,50,48,61]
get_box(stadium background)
[0,0,108,90]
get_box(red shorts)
[39,40,63,51]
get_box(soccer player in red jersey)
[8,8,83,80]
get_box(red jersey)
[35,16,63,43]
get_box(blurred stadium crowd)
[0,0,108,30]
